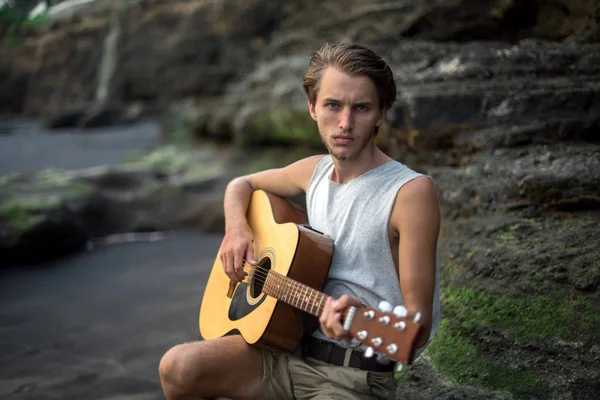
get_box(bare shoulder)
[397,175,438,204]
[289,154,328,170]
[281,154,328,190]
[391,175,440,232]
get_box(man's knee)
[159,343,195,388]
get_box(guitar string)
[241,264,313,295]
[235,264,329,314]
[242,264,320,298]
[235,264,407,321]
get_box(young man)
[159,43,440,400]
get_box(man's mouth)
[333,136,355,144]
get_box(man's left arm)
[393,176,440,349]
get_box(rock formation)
[1,0,599,398]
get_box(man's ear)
[375,107,389,127]
[308,100,318,121]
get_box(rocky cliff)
[1,1,599,399]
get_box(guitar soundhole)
[250,258,271,299]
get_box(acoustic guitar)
[199,190,422,369]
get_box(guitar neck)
[262,269,331,318]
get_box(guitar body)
[199,190,334,353]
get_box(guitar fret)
[302,285,308,311]
[303,285,309,312]
[264,271,271,296]
[261,270,331,318]
[317,294,325,316]
[309,287,316,314]
[291,281,296,307]
[297,283,303,309]
[296,282,301,308]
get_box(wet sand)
[0,231,222,400]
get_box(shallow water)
[0,118,160,175]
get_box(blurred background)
[0,0,599,399]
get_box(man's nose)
[338,109,353,131]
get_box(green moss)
[181,163,220,180]
[1,196,61,233]
[427,320,548,397]
[428,281,600,396]
[494,218,545,253]
[163,114,197,149]
[0,173,20,186]
[581,216,593,224]
[1,7,51,45]
[440,256,465,286]
[443,286,599,343]
[394,367,411,384]
[124,146,190,174]
[62,181,94,198]
[242,108,322,147]
[36,170,65,186]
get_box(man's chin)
[330,151,351,161]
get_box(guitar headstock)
[343,301,422,369]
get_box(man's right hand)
[219,224,258,282]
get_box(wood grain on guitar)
[199,190,422,370]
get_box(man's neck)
[330,146,391,184]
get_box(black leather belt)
[302,337,395,372]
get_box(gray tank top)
[306,155,440,356]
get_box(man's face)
[308,67,387,161]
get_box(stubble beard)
[320,130,374,161]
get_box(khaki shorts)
[255,348,397,400]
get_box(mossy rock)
[122,145,193,175]
[426,280,600,397]
[1,195,62,234]
[239,108,322,148]
[0,194,90,266]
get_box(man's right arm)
[220,155,325,281]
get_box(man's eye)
[356,105,369,111]
[326,103,339,109]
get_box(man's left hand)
[319,295,362,341]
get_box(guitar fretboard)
[262,270,330,317]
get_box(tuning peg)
[376,354,390,364]
[393,305,407,317]
[378,316,390,325]
[357,330,368,340]
[386,343,398,355]
[371,337,382,347]
[395,362,404,373]
[364,347,374,358]
[393,321,406,331]
[363,310,375,320]
[413,312,422,323]
[378,301,393,312]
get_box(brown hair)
[302,43,397,111]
